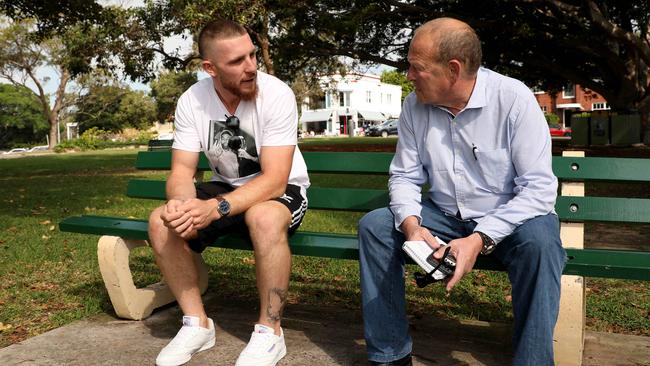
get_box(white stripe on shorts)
[290,198,308,228]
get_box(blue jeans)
[358,200,566,365]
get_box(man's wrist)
[400,216,421,237]
[207,198,221,221]
[474,231,497,255]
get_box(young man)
[149,19,309,366]
[358,18,566,366]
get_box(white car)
[28,145,49,152]
[157,133,174,140]
[3,148,28,154]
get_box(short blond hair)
[198,19,248,59]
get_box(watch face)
[218,199,231,215]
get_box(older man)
[358,18,565,366]
[148,19,309,366]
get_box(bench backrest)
[129,150,650,280]
[131,151,650,223]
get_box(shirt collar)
[464,67,488,109]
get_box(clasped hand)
[406,227,483,292]
[160,198,219,239]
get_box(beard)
[220,73,258,101]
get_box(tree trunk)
[639,99,650,145]
[48,114,59,149]
[47,68,71,149]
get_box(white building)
[300,73,402,136]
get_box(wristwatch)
[215,196,231,217]
[475,231,497,255]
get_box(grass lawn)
[0,146,648,348]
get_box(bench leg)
[554,274,585,366]
[97,235,209,320]
[554,150,585,366]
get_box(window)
[325,93,332,108]
[592,102,610,111]
[338,92,350,107]
[541,105,547,112]
[562,83,575,98]
[366,91,372,103]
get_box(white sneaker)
[156,316,216,366]
[235,324,287,366]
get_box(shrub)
[544,113,560,126]
[54,128,154,152]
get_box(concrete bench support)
[97,235,208,320]
[554,151,586,366]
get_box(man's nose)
[245,55,257,72]
[406,66,415,81]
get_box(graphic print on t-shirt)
[206,120,260,178]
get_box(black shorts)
[187,182,308,253]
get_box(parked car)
[28,145,49,152]
[3,148,28,154]
[156,132,174,140]
[365,119,399,137]
[549,123,572,137]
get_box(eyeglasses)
[225,114,240,130]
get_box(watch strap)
[475,231,497,255]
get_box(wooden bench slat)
[135,151,394,174]
[127,180,390,211]
[137,152,650,182]
[552,156,650,182]
[128,180,166,199]
[127,179,650,224]
[59,215,650,280]
[556,196,650,223]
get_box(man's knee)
[148,206,165,234]
[148,206,170,252]
[359,208,393,239]
[245,202,290,244]
[509,215,565,266]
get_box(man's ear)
[202,60,218,78]
[448,59,462,84]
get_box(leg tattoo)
[266,288,288,323]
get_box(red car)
[549,123,572,137]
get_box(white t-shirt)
[172,71,310,195]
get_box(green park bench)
[59,150,650,365]
[147,138,174,151]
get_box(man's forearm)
[166,174,198,201]
[221,172,287,217]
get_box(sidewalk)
[1,291,648,365]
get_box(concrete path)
[1,292,648,365]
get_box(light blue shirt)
[389,67,557,243]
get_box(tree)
[73,74,156,133]
[269,0,650,144]
[96,1,346,83]
[380,70,413,102]
[0,20,73,149]
[150,71,197,123]
[0,83,48,147]
[116,91,157,130]
[0,0,103,37]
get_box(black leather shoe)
[369,354,413,366]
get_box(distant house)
[533,83,609,127]
[300,73,402,136]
